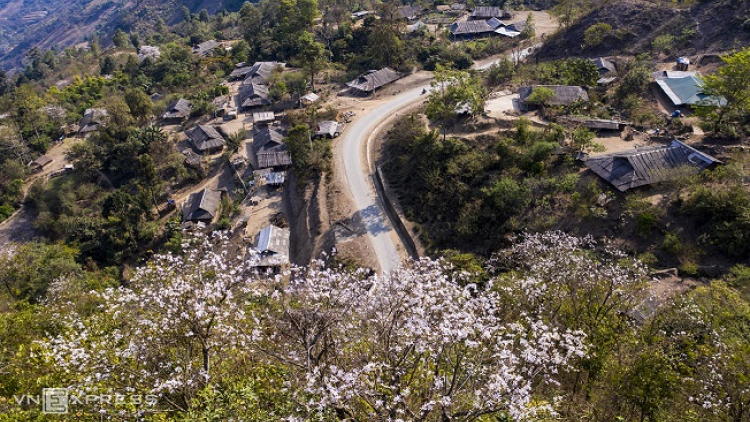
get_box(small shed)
[252,111,276,125]
[186,124,225,154]
[247,224,291,270]
[314,120,340,138]
[266,171,287,186]
[29,155,53,171]
[182,188,221,223]
[676,56,690,71]
[347,68,402,95]
[397,5,421,22]
[654,75,726,108]
[591,57,616,75]
[300,92,320,106]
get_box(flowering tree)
[41,235,259,410]
[259,259,588,421]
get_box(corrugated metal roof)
[585,140,720,191]
[249,224,291,268]
[655,76,726,107]
[252,111,275,123]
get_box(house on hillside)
[449,18,523,39]
[247,224,290,271]
[397,5,421,22]
[229,65,254,81]
[29,155,53,171]
[314,120,341,138]
[78,108,108,136]
[450,18,502,38]
[182,188,221,223]
[585,140,720,192]
[186,124,225,154]
[192,40,220,57]
[253,128,292,169]
[346,68,402,95]
[518,85,589,110]
[469,6,512,20]
[237,83,271,111]
[243,61,285,86]
[161,98,192,124]
[137,46,161,62]
[592,57,616,75]
[652,73,726,110]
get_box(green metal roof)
[656,76,726,107]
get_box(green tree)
[571,126,604,153]
[698,47,750,137]
[584,23,612,49]
[100,55,116,75]
[524,86,555,106]
[112,29,130,48]
[426,65,487,140]
[0,242,80,303]
[124,89,153,122]
[295,31,328,91]
[521,13,536,39]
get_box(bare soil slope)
[538,0,750,60]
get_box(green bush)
[636,212,658,237]
[662,232,683,255]
[584,23,612,49]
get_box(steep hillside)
[538,0,750,60]
[0,0,245,72]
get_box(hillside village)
[1,0,750,420]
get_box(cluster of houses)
[512,56,726,192]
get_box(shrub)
[584,23,612,49]
[636,212,658,237]
[652,34,675,54]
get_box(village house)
[347,68,402,95]
[185,124,226,154]
[518,85,589,110]
[247,224,291,271]
[237,83,271,111]
[449,19,523,39]
[161,98,192,124]
[243,61,285,86]
[397,5,421,23]
[253,127,292,169]
[78,108,108,136]
[182,188,221,223]
[469,6,512,20]
[192,40,220,57]
[652,72,726,110]
[585,140,721,192]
